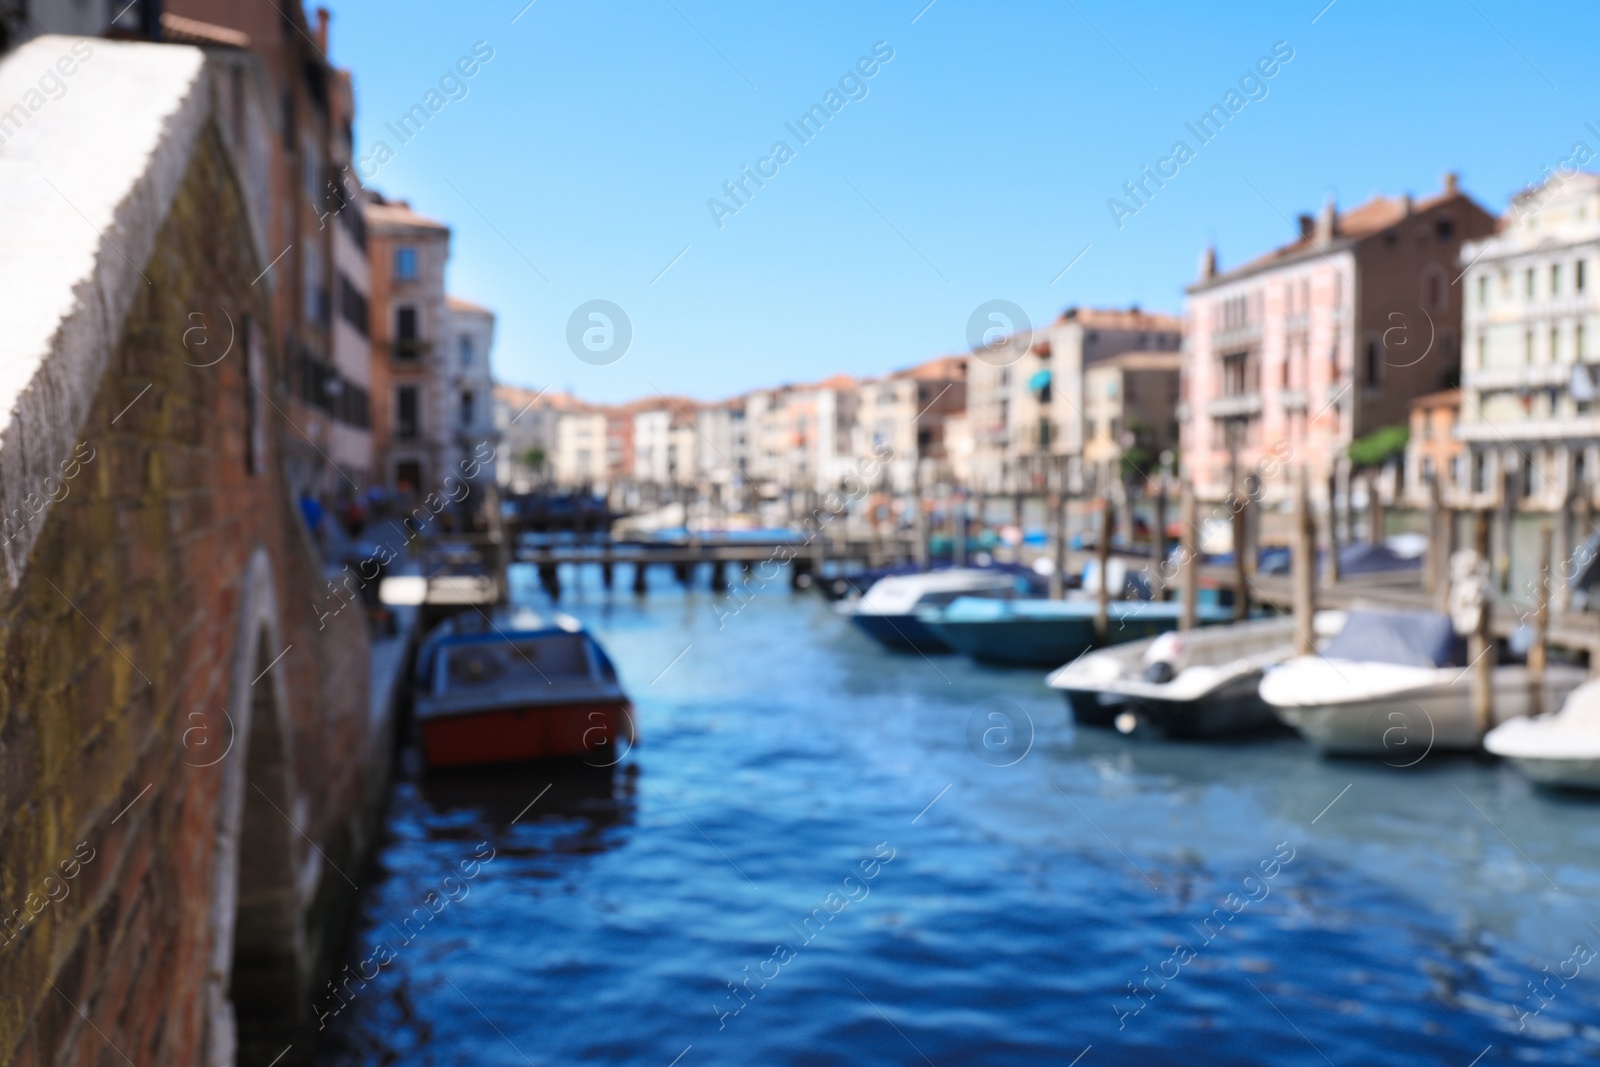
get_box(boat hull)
[420,700,636,769]
[1271,666,1586,757]
[1502,755,1600,791]
[848,613,953,654]
[1062,670,1283,738]
[928,612,1186,668]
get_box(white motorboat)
[1260,609,1588,757]
[1047,612,1346,738]
[1485,678,1600,790]
[837,569,1027,653]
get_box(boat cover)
[1318,609,1463,668]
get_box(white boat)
[837,569,1027,653]
[1046,612,1346,738]
[1485,678,1600,790]
[1260,610,1588,757]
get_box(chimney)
[316,7,331,51]
[1198,245,1217,281]
[1400,192,1413,216]
[1315,198,1337,245]
[1442,171,1459,196]
[1297,214,1314,240]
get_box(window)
[1365,340,1381,385]
[1423,265,1446,313]
[1552,327,1560,362]
[1553,264,1563,295]
[459,335,473,366]
[1435,219,1455,240]
[1525,330,1534,364]
[396,386,419,439]
[1579,260,1587,293]
[460,389,475,427]
[395,306,418,358]
[394,246,418,280]
[1527,268,1536,298]
[1477,331,1487,368]
[1579,324,1586,361]
[1478,276,1488,307]
[395,460,422,493]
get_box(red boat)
[413,611,636,769]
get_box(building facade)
[366,194,451,496]
[1457,172,1600,509]
[1082,350,1182,492]
[445,296,499,489]
[1183,174,1496,503]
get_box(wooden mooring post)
[1149,475,1166,600]
[1232,480,1249,622]
[1472,510,1496,739]
[1180,483,1198,633]
[1529,522,1552,717]
[1293,466,1316,655]
[1095,498,1111,642]
[1324,469,1342,587]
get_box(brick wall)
[0,119,378,1067]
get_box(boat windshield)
[1318,610,1464,668]
[439,634,594,691]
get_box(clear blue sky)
[323,0,1592,403]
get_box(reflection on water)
[314,562,1600,1066]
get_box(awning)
[1028,369,1053,393]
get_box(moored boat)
[1485,679,1600,790]
[413,609,636,769]
[1047,613,1346,737]
[837,569,1028,653]
[1260,609,1587,757]
[918,596,1235,668]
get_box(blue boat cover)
[1319,609,1464,668]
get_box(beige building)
[554,408,610,487]
[856,356,968,492]
[966,306,1182,496]
[1458,171,1600,509]
[1082,351,1182,491]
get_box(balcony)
[391,339,432,364]
[1210,323,1261,349]
[1279,389,1308,411]
[1464,361,1575,390]
[1456,413,1600,442]
[1205,393,1263,419]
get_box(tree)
[522,447,546,473]
[1346,425,1409,470]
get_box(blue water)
[313,564,1600,1065]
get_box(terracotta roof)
[446,295,493,314]
[1056,306,1184,333]
[891,354,967,381]
[365,197,448,233]
[1198,181,1480,288]
[1409,388,1460,409]
[814,372,857,391]
[1091,350,1182,372]
[160,13,250,48]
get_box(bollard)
[601,560,614,591]
[710,559,728,592]
[633,560,649,597]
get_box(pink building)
[1182,174,1495,504]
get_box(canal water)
[314,563,1600,1066]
